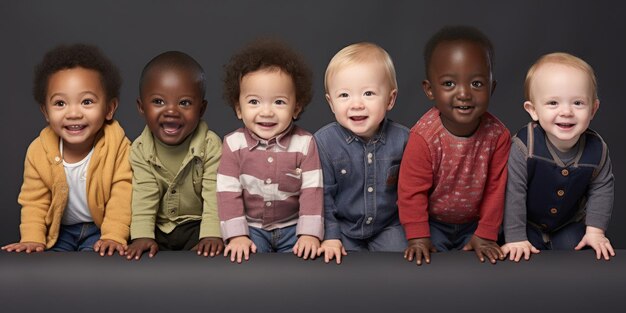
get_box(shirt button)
[265,178,272,184]
[561,169,569,176]
[366,217,373,224]
[340,169,347,175]
[367,153,373,164]
[550,207,558,214]
[265,201,272,207]
[54,156,61,162]
[367,186,374,193]
[557,189,565,197]
[267,157,274,163]
[171,189,177,194]
[170,208,176,214]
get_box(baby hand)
[125,238,158,260]
[193,237,224,257]
[317,239,347,264]
[501,240,540,262]
[404,238,435,265]
[94,239,126,257]
[224,236,256,263]
[575,226,615,260]
[1,242,45,253]
[293,235,320,260]
[463,235,504,264]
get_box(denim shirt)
[314,119,409,240]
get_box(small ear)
[491,79,498,95]
[386,89,398,111]
[40,105,49,122]
[591,99,600,119]
[106,98,119,121]
[235,104,243,120]
[293,103,303,120]
[523,101,539,121]
[136,98,145,115]
[422,80,434,100]
[325,94,335,114]
[200,99,208,117]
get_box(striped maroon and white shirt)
[217,125,324,241]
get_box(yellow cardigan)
[18,120,132,248]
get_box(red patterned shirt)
[398,108,510,241]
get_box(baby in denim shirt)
[315,43,409,264]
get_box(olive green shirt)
[130,121,222,239]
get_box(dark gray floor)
[1,250,624,313]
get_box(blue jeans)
[341,224,407,252]
[50,222,101,252]
[249,225,297,253]
[429,219,478,252]
[527,220,586,250]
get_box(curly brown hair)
[223,39,313,120]
[33,43,121,106]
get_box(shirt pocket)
[279,168,302,193]
[192,158,204,195]
[385,164,400,190]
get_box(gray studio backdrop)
[1,0,625,247]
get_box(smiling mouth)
[257,122,277,128]
[556,123,575,129]
[65,125,86,132]
[454,106,474,110]
[161,122,182,135]
[350,116,368,121]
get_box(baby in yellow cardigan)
[1,44,132,256]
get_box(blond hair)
[324,42,397,93]
[524,52,598,101]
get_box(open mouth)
[454,105,474,111]
[161,122,182,135]
[350,116,368,121]
[556,123,575,129]
[65,125,86,132]
[257,122,277,128]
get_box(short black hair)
[33,43,121,105]
[424,25,495,78]
[139,51,206,98]
[223,38,313,120]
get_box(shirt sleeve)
[199,132,223,239]
[295,136,324,240]
[503,138,530,243]
[216,136,248,241]
[398,132,433,240]
[99,138,132,245]
[18,143,51,245]
[474,129,510,241]
[584,152,614,231]
[315,135,341,240]
[129,143,160,240]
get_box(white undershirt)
[60,140,94,225]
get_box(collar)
[243,123,294,150]
[337,118,389,145]
[139,120,209,165]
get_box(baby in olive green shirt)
[125,51,223,260]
